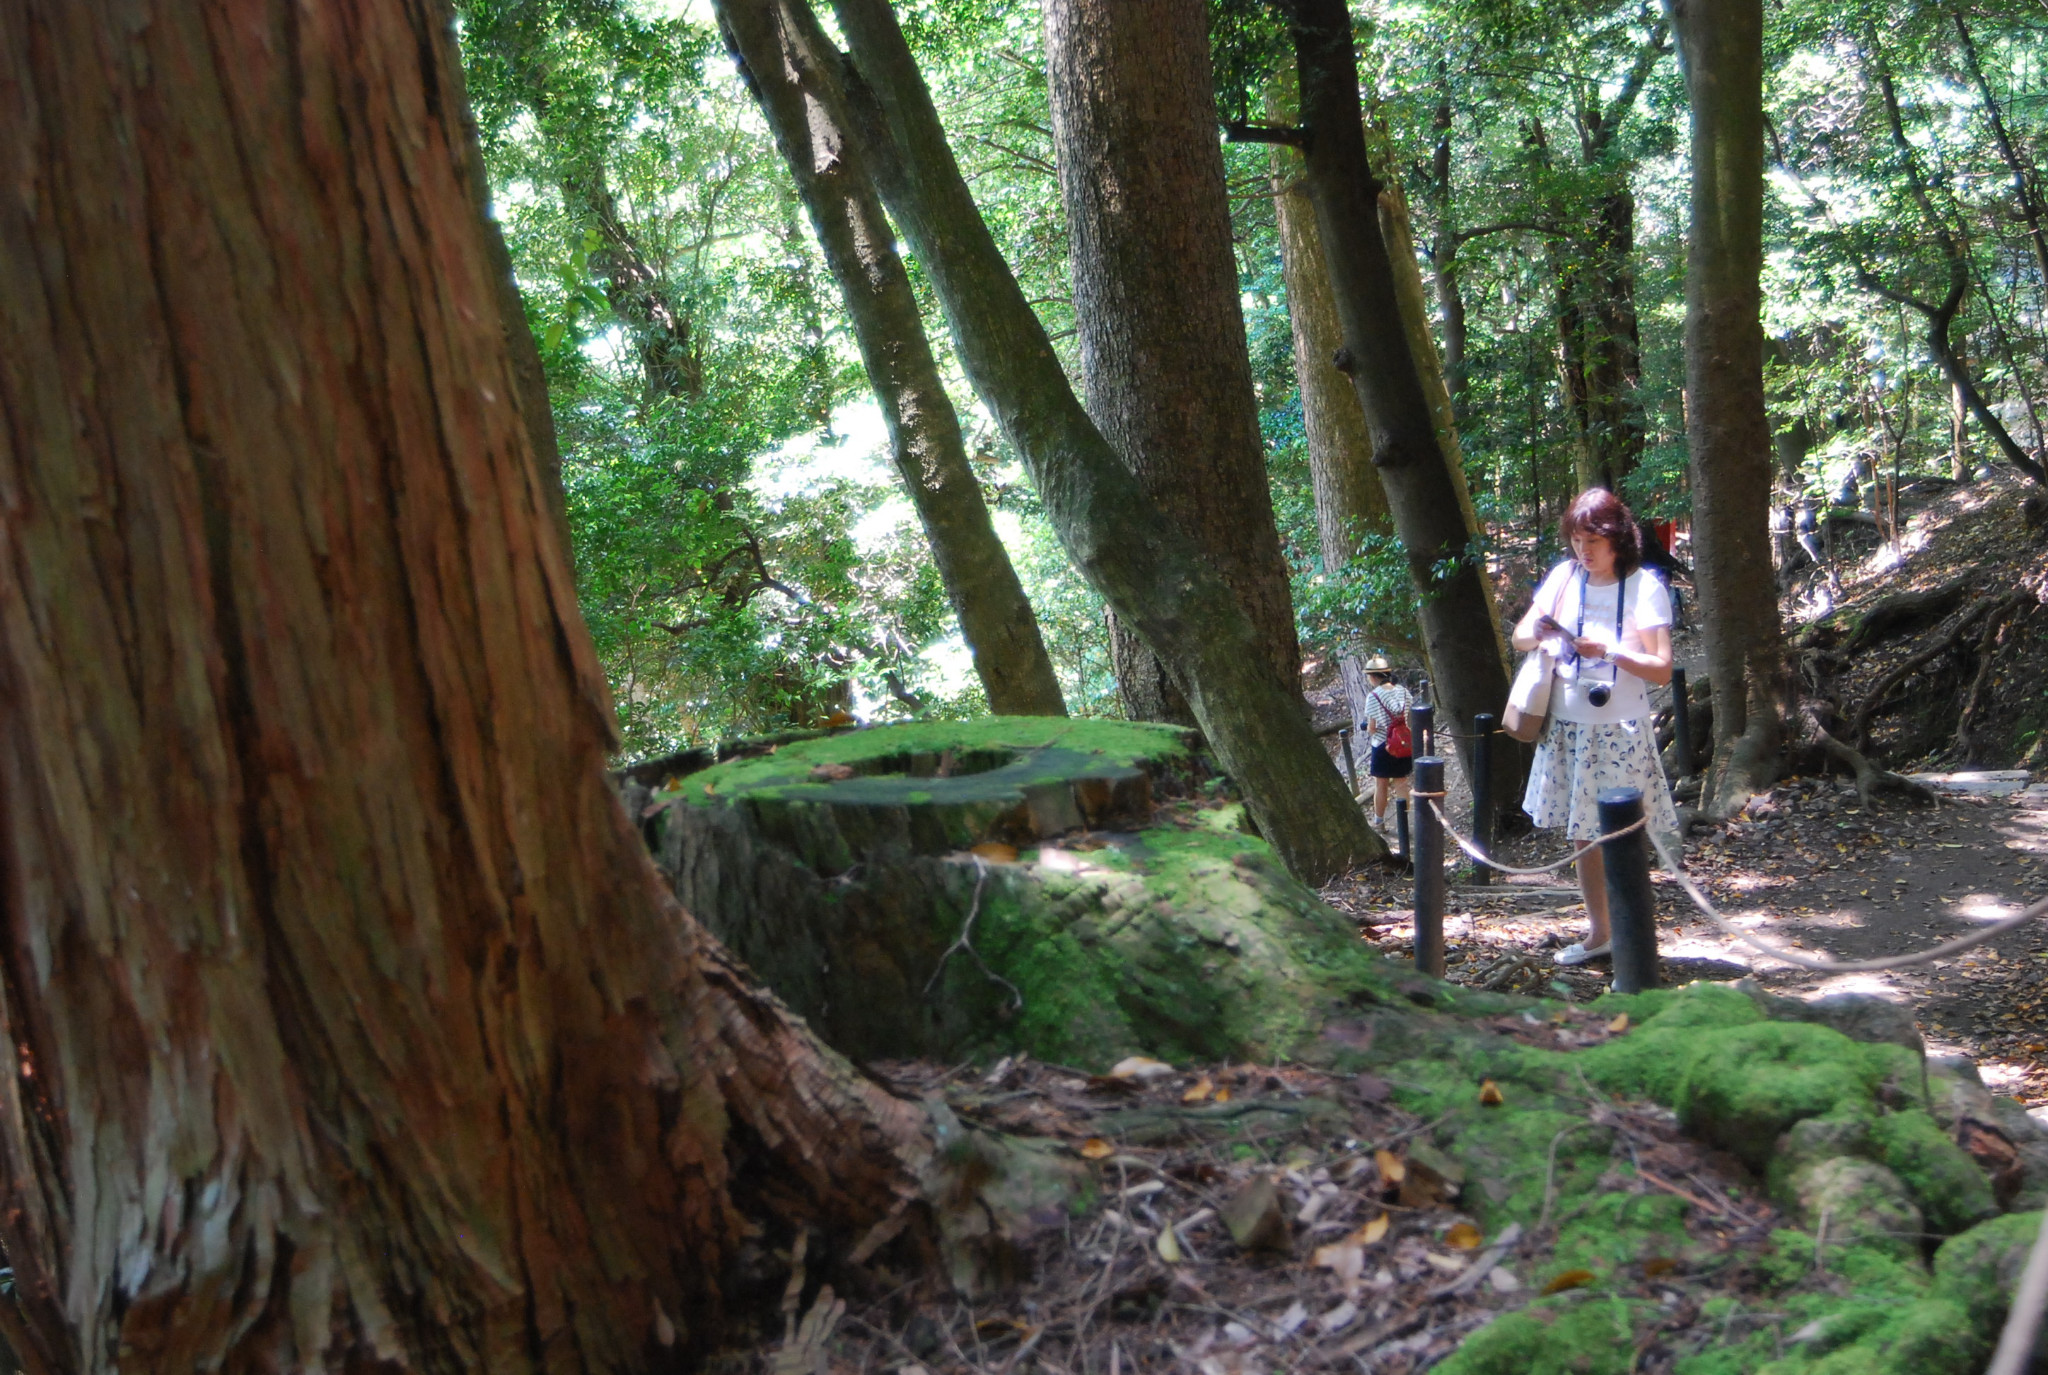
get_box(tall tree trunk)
[1584,184,1647,491]
[1276,0,1520,816]
[1669,0,1786,814]
[1954,13,2048,294]
[0,3,939,1368]
[1273,142,1406,728]
[1428,89,1468,416]
[822,0,1382,879]
[1043,0,1300,725]
[716,0,1066,717]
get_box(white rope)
[1646,830,2048,974]
[1419,799,2048,975]
[1424,798,1646,876]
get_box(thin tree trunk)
[717,0,1067,717]
[1585,184,1647,490]
[0,3,939,1367]
[1668,0,1786,815]
[1044,0,1300,725]
[1954,13,2048,293]
[824,0,1383,879]
[1277,0,1519,817]
[1429,90,1468,415]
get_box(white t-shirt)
[1527,562,1672,725]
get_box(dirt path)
[1320,773,2048,1105]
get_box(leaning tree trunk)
[1043,0,1302,726]
[1280,0,1520,819]
[1670,0,1787,815]
[822,0,1383,880]
[1273,139,1409,724]
[717,0,1067,717]
[0,3,946,1368]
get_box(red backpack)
[1375,690,1413,758]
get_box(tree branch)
[1223,121,1308,148]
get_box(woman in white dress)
[1511,488,1679,966]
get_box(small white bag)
[1502,649,1555,743]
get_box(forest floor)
[1324,469,2048,1109]
[754,477,2046,1375]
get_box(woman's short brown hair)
[1560,487,1643,578]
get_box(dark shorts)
[1368,745,1413,779]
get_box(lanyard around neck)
[1575,568,1626,640]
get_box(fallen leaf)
[1317,1300,1359,1334]
[1221,1176,1288,1251]
[703,783,717,795]
[1079,1138,1114,1160]
[1213,1086,1232,1103]
[1445,1222,1483,1250]
[1375,1149,1406,1184]
[1542,1269,1595,1295]
[1479,1080,1505,1106]
[807,762,857,782]
[1155,1226,1183,1264]
[1607,1013,1631,1033]
[1109,1056,1176,1083]
[970,842,1019,863]
[1643,1257,1678,1278]
[1182,1075,1215,1104]
[1488,1266,1521,1293]
[1422,1252,1467,1273]
[1311,1240,1364,1287]
[1355,1213,1390,1245]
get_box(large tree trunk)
[0,3,941,1368]
[1043,0,1301,726]
[1670,0,1786,815]
[716,0,1067,717]
[1279,0,1519,817]
[1584,185,1647,491]
[1273,143,1410,725]
[822,0,1384,880]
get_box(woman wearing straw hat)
[1358,657,1413,830]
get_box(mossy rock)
[644,718,1445,1067]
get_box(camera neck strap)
[1575,568,1626,676]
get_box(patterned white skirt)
[1522,717,1679,843]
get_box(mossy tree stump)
[641,718,1411,1067]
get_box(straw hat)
[1362,656,1394,674]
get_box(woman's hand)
[1572,636,1607,660]
[1609,625,1673,685]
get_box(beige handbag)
[1502,649,1555,742]
[1502,569,1576,742]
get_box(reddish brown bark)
[0,3,928,1370]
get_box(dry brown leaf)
[1182,1076,1215,1104]
[1375,1149,1406,1184]
[703,783,717,795]
[1213,1086,1233,1103]
[1079,1138,1114,1160]
[1479,1080,1505,1106]
[1607,1012,1631,1034]
[1354,1213,1390,1245]
[1542,1269,1595,1294]
[1643,1256,1678,1278]
[1445,1222,1483,1250]
[970,842,1019,863]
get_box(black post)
[1412,756,1446,977]
[1670,666,1694,779]
[1339,726,1357,796]
[1599,788,1660,993]
[1409,701,1435,760]
[1470,713,1496,887]
[1395,797,1411,871]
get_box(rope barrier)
[1414,797,2048,975]
[1645,829,2048,975]
[1425,798,1646,876]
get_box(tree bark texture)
[1043,0,1301,725]
[1669,0,1787,814]
[716,0,1067,717]
[822,0,1385,880]
[1273,147,1408,723]
[1282,0,1519,816]
[0,3,937,1368]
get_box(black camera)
[1587,683,1613,708]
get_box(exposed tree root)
[1799,699,1936,808]
[1956,599,2031,761]
[1846,591,2019,741]
[1829,577,1973,654]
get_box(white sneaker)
[1554,941,1612,967]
